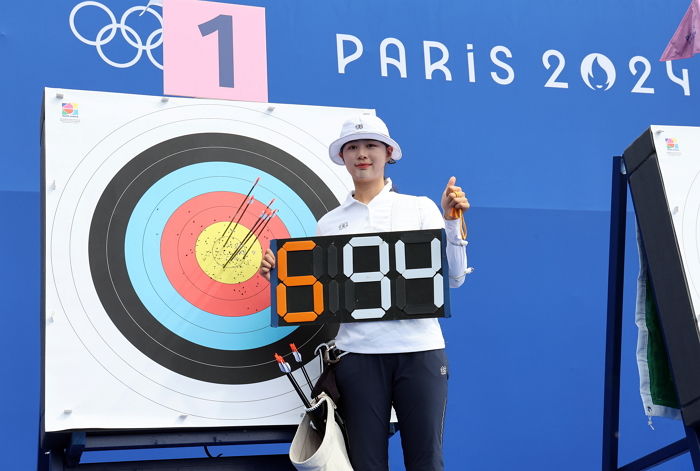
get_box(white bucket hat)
[328,114,403,165]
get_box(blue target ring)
[124,162,316,350]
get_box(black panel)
[354,280,382,309]
[624,128,655,174]
[624,128,700,426]
[395,277,407,310]
[404,278,438,314]
[327,244,338,277]
[405,241,431,269]
[287,250,313,277]
[286,285,315,313]
[344,279,357,314]
[353,246,380,273]
[312,245,324,279]
[328,280,340,313]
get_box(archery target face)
[43,88,359,430]
[652,125,700,334]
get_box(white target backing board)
[42,87,360,431]
[650,125,700,328]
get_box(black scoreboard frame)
[624,128,700,427]
[270,229,451,326]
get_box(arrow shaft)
[221,178,259,241]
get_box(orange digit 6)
[276,240,324,323]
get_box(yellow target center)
[195,222,263,284]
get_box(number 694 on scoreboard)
[270,229,451,326]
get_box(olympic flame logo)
[69,1,163,69]
[580,53,616,91]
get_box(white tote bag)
[289,393,353,470]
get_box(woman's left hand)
[441,176,470,219]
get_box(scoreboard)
[271,229,451,326]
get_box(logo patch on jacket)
[338,221,349,230]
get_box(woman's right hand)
[260,248,276,281]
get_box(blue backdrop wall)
[2,0,700,469]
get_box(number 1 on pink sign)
[164,1,267,101]
[198,14,234,88]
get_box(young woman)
[261,114,469,471]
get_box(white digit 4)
[395,238,444,309]
[666,61,690,96]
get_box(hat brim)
[328,132,402,165]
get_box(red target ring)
[161,191,290,316]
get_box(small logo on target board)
[666,137,680,153]
[61,103,80,122]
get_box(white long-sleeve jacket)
[316,179,468,353]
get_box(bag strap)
[306,392,335,413]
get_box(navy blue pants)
[334,349,448,471]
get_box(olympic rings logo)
[69,1,163,69]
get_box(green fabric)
[645,279,680,409]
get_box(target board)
[43,88,359,431]
[625,125,700,426]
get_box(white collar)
[341,178,394,207]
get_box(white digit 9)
[343,236,391,319]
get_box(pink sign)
[163,0,268,102]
